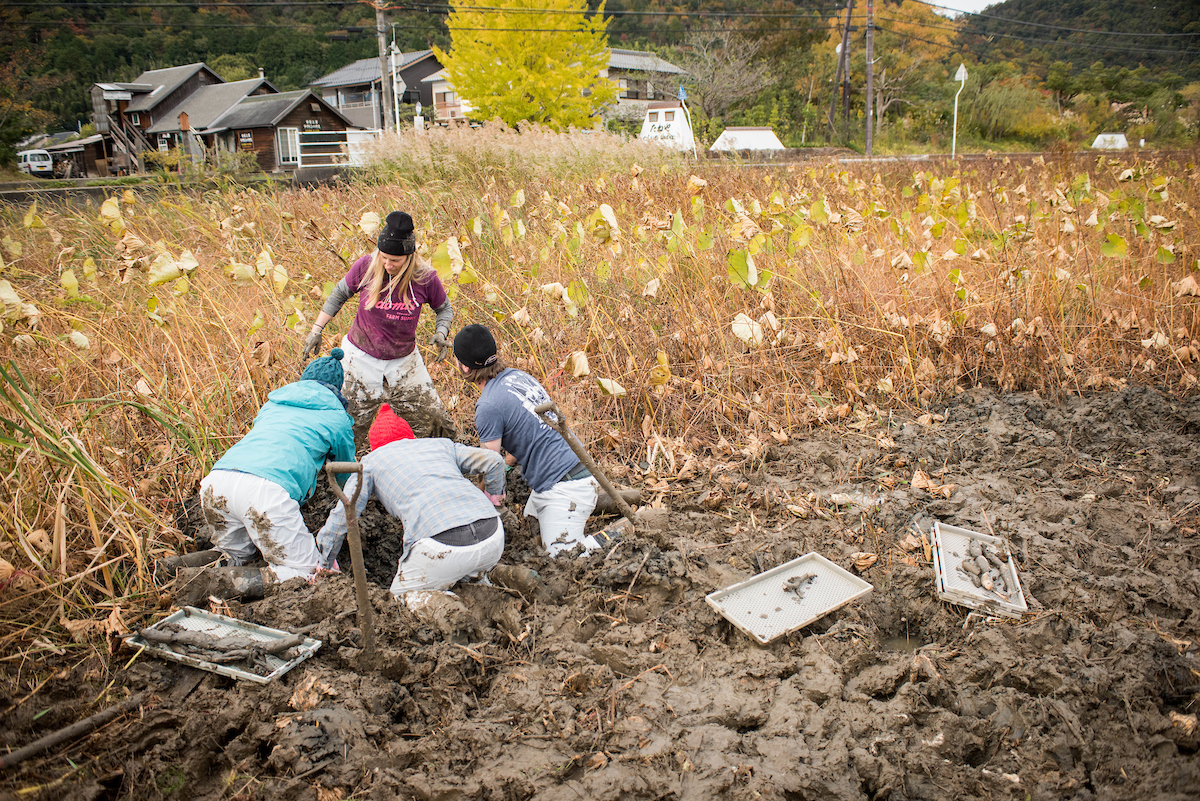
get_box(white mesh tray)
[706,552,873,644]
[125,607,321,683]
[932,522,1028,618]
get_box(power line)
[910,0,1200,38]
[0,17,834,36]
[876,15,1200,58]
[3,0,833,17]
[878,26,1192,88]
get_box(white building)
[1090,133,1129,150]
[710,127,786,152]
[639,101,694,151]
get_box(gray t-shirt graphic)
[475,368,579,492]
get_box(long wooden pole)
[533,401,636,528]
[324,462,374,661]
[0,693,146,770]
[827,0,855,140]
[865,0,874,155]
[375,3,395,132]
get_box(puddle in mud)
[880,635,927,652]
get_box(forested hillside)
[1,0,1197,160]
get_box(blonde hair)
[359,250,435,310]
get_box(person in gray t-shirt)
[452,324,616,557]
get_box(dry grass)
[0,140,1197,650]
[358,121,686,187]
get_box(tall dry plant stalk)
[0,145,1196,646]
[359,122,685,187]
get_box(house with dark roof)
[602,49,685,114]
[122,63,224,132]
[144,77,278,154]
[89,63,224,173]
[310,50,442,128]
[200,89,359,172]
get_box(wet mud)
[3,386,1199,800]
[344,376,459,446]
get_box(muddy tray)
[706,553,873,645]
[931,522,1028,618]
[124,607,321,684]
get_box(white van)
[17,149,55,178]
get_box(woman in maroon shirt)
[301,211,453,430]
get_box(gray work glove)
[429,330,450,363]
[301,330,323,361]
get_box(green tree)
[0,48,60,164]
[434,0,618,130]
[209,54,258,83]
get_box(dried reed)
[0,143,1195,649]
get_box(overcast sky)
[930,0,1002,17]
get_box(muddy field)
[2,385,1199,800]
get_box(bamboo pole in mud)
[532,401,637,529]
[0,693,146,770]
[324,462,375,661]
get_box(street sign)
[952,64,968,158]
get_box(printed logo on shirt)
[504,372,555,429]
[373,296,417,313]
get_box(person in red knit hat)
[315,404,507,598]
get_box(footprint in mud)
[268,708,364,774]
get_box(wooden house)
[144,77,278,155]
[201,89,359,172]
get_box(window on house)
[278,127,299,164]
[665,111,675,121]
[648,112,658,122]
[129,112,140,126]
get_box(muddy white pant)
[525,477,603,557]
[200,470,322,582]
[339,336,441,405]
[390,523,505,597]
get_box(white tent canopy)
[710,127,785,152]
[1090,133,1129,150]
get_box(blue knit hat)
[301,347,345,388]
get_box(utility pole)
[826,0,854,141]
[865,0,874,155]
[375,2,395,132]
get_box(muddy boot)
[593,488,642,516]
[489,564,558,604]
[591,518,632,555]
[402,591,473,641]
[173,566,270,607]
[155,549,225,580]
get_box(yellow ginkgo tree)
[435,0,619,130]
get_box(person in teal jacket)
[197,348,355,583]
